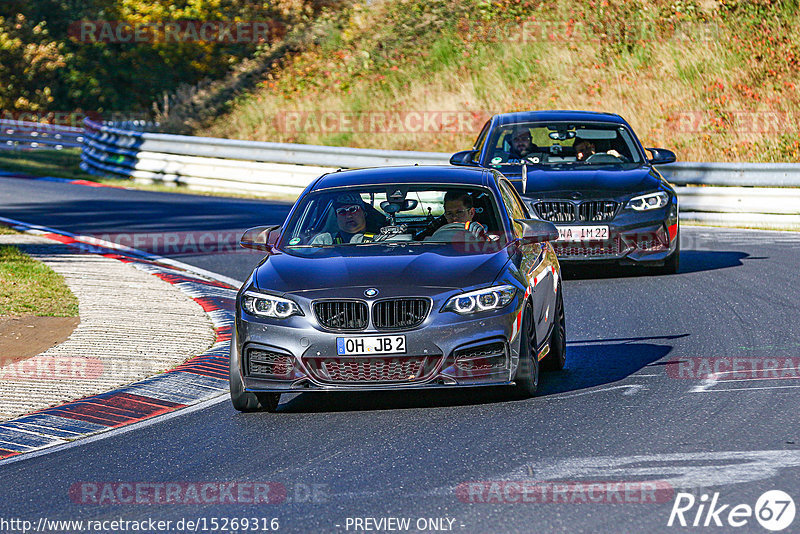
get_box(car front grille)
[304,355,439,383]
[313,300,368,331]
[312,298,430,331]
[534,201,576,222]
[533,200,620,222]
[246,348,294,379]
[373,298,430,330]
[578,200,619,222]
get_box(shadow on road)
[536,334,688,397]
[562,250,751,280]
[678,250,754,274]
[272,334,687,413]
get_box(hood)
[254,244,513,294]
[505,165,662,198]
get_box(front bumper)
[234,303,525,393]
[550,207,679,264]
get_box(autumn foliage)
[0,0,342,118]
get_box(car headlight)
[442,285,517,315]
[242,291,303,319]
[626,191,669,211]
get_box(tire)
[230,334,280,412]
[541,285,566,371]
[513,303,540,397]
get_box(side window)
[500,180,527,220]
[506,181,531,219]
[472,120,490,163]
[619,128,642,163]
[498,181,525,236]
[496,131,510,151]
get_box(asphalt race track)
[1,176,799,533]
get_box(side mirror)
[240,225,282,253]
[516,219,559,245]
[450,150,479,166]
[647,148,677,165]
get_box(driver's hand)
[607,149,622,158]
[465,221,487,240]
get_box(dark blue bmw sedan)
[451,111,680,273]
[230,166,564,412]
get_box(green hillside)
[186,0,800,162]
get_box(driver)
[416,190,487,240]
[509,126,539,160]
[310,192,377,244]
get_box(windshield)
[486,121,643,167]
[280,184,505,249]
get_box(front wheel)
[513,303,540,397]
[541,285,566,371]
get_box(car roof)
[311,165,493,191]
[492,110,627,126]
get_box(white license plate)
[336,335,407,355]
[556,225,609,242]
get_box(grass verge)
[0,229,79,317]
[0,148,96,182]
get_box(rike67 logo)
[668,490,795,531]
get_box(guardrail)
[6,118,800,228]
[0,120,83,151]
[658,163,800,187]
[79,118,451,197]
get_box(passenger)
[574,137,624,161]
[311,192,378,244]
[573,138,596,161]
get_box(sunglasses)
[444,208,468,218]
[336,205,362,215]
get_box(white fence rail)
[658,163,800,187]
[5,118,800,228]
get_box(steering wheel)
[584,152,624,164]
[429,222,486,243]
[414,215,447,240]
